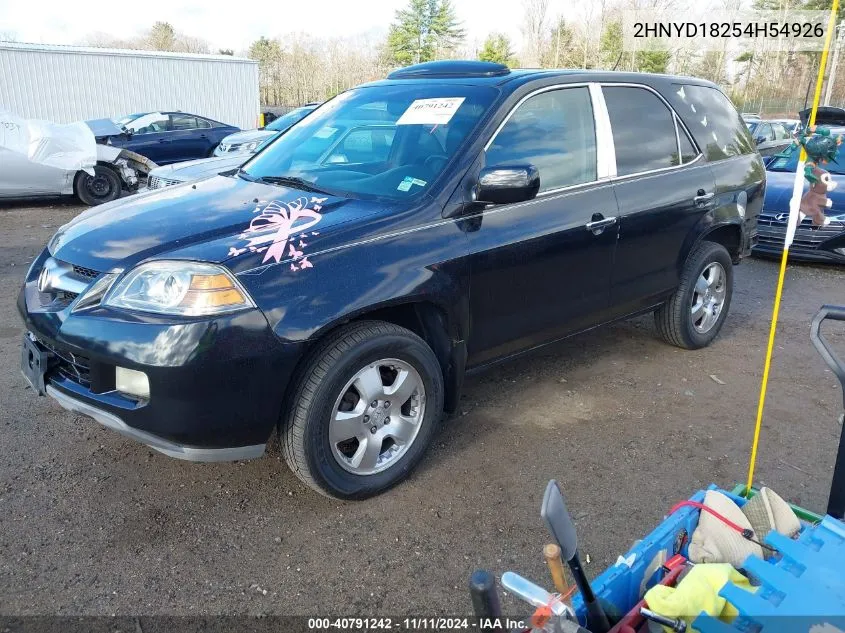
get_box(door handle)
[585,216,617,234]
[694,191,715,205]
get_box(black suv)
[19,61,764,499]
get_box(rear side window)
[672,84,755,161]
[756,123,773,142]
[774,123,790,140]
[324,127,396,164]
[603,86,680,176]
[486,87,597,192]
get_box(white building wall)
[0,43,260,129]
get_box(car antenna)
[612,52,623,71]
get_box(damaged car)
[0,111,156,205]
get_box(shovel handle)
[543,544,571,599]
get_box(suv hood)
[221,129,276,146]
[764,169,845,216]
[48,175,389,274]
[151,155,248,181]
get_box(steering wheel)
[423,154,449,173]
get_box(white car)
[0,111,155,205]
[213,104,317,156]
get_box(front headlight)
[244,141,259,152]
[103,261,254,316]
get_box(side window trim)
[588,83,616,179]
[599,82,703,181]
[482,82,608,196]
[673,111,702,164]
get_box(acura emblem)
[37,266,51,292]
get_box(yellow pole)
[745,1,840,495]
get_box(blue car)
[754,133,845,264]
[85,112,240,165]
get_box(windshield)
[266,107,315,132]
[243,84,498,200]
[768,143,845,175]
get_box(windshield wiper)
[256,175,333,194]
[235,170,334,195]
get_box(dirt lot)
[1,200,844,618]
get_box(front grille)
[72,264,100,279]
[148,175,181,190]
[40,338,91,389]
[756,213,845,250]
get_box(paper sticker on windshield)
[314,126,338,139]
[396,98,465,126]
[398,176,427,191]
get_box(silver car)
[213,104,317,156]
[747,120,793,156]
[147,154,247,189]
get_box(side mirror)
[475,164,540,205]
[755,136,766,145]
[540,480,578,561]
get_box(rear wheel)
[655,241,734,349]
[281,321,444,499]
[74,166,121,206]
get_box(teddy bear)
[799,164,835,226]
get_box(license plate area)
[21,334,54,396]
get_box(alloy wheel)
[691,262,727,333]
[329,358,426,476]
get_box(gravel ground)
[1,199,844,619]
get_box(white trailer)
[0,42,259,129]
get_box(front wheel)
[74,166,122,206]
[654,241,734,349]
[281,321,444,499]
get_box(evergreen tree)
[386,0,465,65]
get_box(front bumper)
[18,253,306,459]
[46,385,265,461]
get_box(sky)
[0,0,579,54]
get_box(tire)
[74,166,122,206]
[281,321,444,499]
[654,240,734,349]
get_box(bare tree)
[247,33,391,106]
[83,23,214,55]
[521,0,550,66]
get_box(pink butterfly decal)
[298,239,308,248]
[288,243,303,258]
[290,263,299,272]
[299,257,313,269]
[228,247,246,257]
